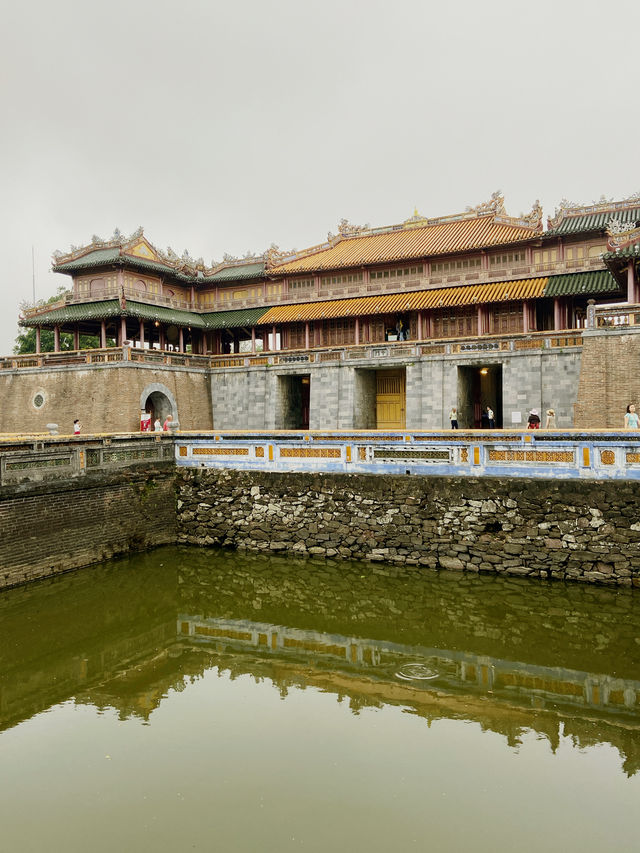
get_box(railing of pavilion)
[0,329,586,372]
[20,257,608,319]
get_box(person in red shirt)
[163,415,173,431]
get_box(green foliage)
[14,287,102,354]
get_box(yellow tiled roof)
[270,218,539,275]
[258,278,548,324]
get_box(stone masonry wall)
[0,464,176,589]
[0,363,212,435]
[176,469,640,587]
[574,328,640,428]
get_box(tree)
[14,287,101,354]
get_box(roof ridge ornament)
[607,217,640,251]
[466,191,506,217]
[547,192,640,230]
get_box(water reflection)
[1,546,639,777]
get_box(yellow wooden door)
[376,369,406,429]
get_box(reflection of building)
[180,615,640,720]
[11,193,640,432]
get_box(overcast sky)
[1,0,638,351]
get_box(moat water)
[1,547,639,852]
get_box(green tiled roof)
[202,307,271,329]
[21,299,206,328]
[21,300,124,326]
[602,244,640,262]
[124,301,206,327]
[546,207,640,236]
[543,271,620,298]
[53,249,196,282]
[204,262,266,283]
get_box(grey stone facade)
[209,347,582,431]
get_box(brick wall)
[574,329,640,428]
[0,363,212,435]
[0,464,176,589]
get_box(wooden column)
[120,316,127,345]
[355,317,360,346]
[627,261,637,304]
[553,298,562,331]
[305,322,310,350]
[74,326,80,350]
[54,326,60,352]
[251,327,256,354]
[139,320,145,348]
[522,301,529,334]
[179,327,184,353]
[417,311,423,341]
[35,327,41,354]
[100,320,107,349]
[272,324,277,351]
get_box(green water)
[1,546,639,852]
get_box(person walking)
[449,407,459,429]
[486,406,495,429]
[163,414,173,431]
[625,404,639,429]
[545,409,556,428]
[73,419,81,435]
[527,409,541,429]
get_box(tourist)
[487,406,495,429]
[624,404,639,429]
[527,409,541,429]
[73,419,81,435]
[545,409,556,428]
[449,407,458,429]
[163,414,173,431]
[154,418,162,432]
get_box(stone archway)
[140,382,178,426]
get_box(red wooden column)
[251,327,256,354]
[553,298,562,331]
[139,320,145,348]
[627,261,637,304]
[179,327,184,353]
[120,316,127,345]
[417,311,423,341]
[305,322,310,350]
[100,320,107,348]
[355,317,360,345]
[54,326,60,352]
[35,327,41,354]
[74,326,80,350]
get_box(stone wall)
[574,328,640,428]
[176,469,640,586]
[0,464,176,589]
[0,363,212,434]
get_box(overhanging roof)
[21,299,206,329]
[543,271,620,298]
[202,307,271,329]
[258,278,548,324]
[546,206,640,237]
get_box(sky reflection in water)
[0,546,638,852]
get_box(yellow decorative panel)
[255,446,265,458]
[192,447,249,456]
[127,240,158,260]
[626,452,640,464]
[488,449,575,463]
[460,448,469,463]
[179,446,188,457]
[280,447,341,459]
[358,447,367,460]
[473,446,480,465]
[582,447,590,467]
[600,450,615,465]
